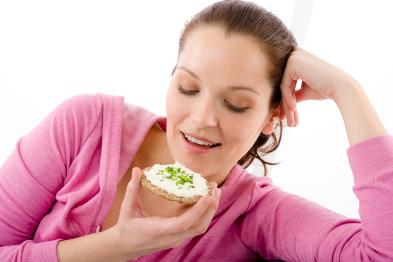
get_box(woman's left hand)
[280,48,356,127]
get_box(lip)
[182,132,217,144]
[181,132,219,154]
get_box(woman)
[1,0,392,261]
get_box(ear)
[261,111,280,135]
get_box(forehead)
[178,26,271,90]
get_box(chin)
[175,155,212,175]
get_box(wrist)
[329,77,388,145]
[104,227,129,261]
[105,226,144,261]
[331,76,362,106]
[57,229,126,262]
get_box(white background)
[1,1,392,219]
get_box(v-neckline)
[100,118,171,231]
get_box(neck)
[137,123,174,167]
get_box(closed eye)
[223,100,248,113]
[177,86,198,96]
[176,86,249,113]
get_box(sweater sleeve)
[0,94,103,262]
[240,135,393,261]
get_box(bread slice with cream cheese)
[141,162,213,205]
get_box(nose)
[190,95,218,128]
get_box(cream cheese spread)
[145,161,208,198]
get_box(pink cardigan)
[1,93,392,261]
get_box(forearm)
[57,229,125,262]
[333,78,388,146]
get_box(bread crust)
[140,167,214,205]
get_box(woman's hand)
[107,167,221,261]
[279,48,357,127]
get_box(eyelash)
[176,86,248,113]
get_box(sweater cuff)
[25,239,62,262]
[347,134,393,186]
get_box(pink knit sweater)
[1,93,392,261]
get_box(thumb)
[119,167,143,220]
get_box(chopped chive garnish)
[156,165,194,188]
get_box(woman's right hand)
[279,48,358,127]
[107,167,221,261]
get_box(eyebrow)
[177,66,261,97]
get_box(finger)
[280,74,298,127]
[166,187,221,241]
[189,187,220,227]
[288,110,296,127]
[163,184,218,234]
[119,167,142,220]
[282,97,295,127]
[294,109,299,127]
[165,239,185,250]
[188,187,221,235]
[279,103,286,121]
[280,70,297,111]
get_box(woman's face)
[166,25,274,183]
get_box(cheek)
[224,117,263,152]
[227,124,255,146]
[165,88,178,149]
[165,85,190,128]
[166,86,180,120]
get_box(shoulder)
[236,169,278,211]
[44,93,125,146]
[237,168,274,190]
[56,93,105,116]
[53,93,125,125]
[222,166,275,209]
[123,101,159,126]
[51,93,103,122]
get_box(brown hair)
[174,0,297,176]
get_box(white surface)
[1,1,392,220]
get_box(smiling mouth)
[181,132,221,148]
